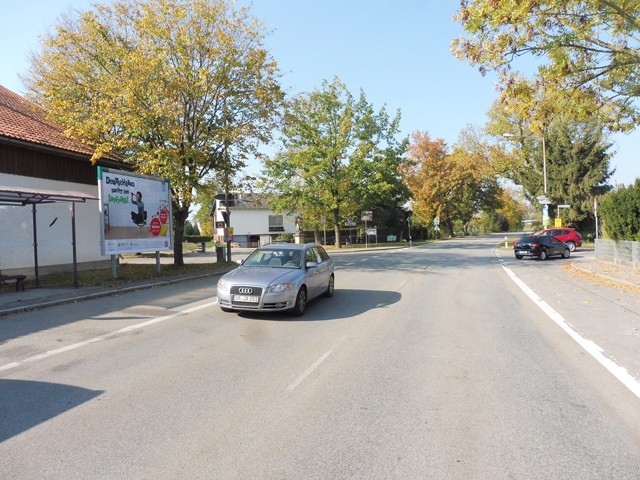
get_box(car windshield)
[242,248,302,268]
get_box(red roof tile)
[0,84,95,156]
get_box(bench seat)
[0,275,27,292]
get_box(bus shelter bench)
[0,275,27,292]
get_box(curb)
[0,270,231,317]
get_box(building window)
[268,215,284,232]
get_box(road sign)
[365,227,377,236]
[345,220,356,227]
[537,195,551,205]
[361,211,373,221]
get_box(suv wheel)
[566,241,576,252]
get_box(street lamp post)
[407,215,412,247]
[503,132,546,194]
[503,132,549,226]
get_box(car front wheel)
[291,287,307,316]
[538,249,548,260]
[566,241,576,252]
[324,274,335,297]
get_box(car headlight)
[268,283,292,293]
[217,280,230,292]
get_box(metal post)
[365,220,368,248]
[542,135,547,195]
[71,202,78,289]
[594,198,599,240]
[32,204,40,287]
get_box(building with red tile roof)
[0,85,127,278]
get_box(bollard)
[505,236,508,248]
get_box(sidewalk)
[570,256,640,292]
[0,250,236,317]
[1,247,638,317]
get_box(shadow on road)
[0,379,103,442]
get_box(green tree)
[24,0,284,265]
[261,77,408,247]
[600,180,640,241]
[499,114,614,231]
[452,0,640,131]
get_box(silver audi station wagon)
[216,243,335,316]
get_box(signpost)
[365,227,378,246]
[345,218,356,246]
[362,211,373,247]
[556,204,571,228]
[537,195,552,228]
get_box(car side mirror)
[305,261,318,269]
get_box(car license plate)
[516,250,527,255]
[233,294,260,303]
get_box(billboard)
[98,167,173,255]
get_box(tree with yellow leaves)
[404,130,502,237]
[24,0,284,264]
[451,0,640,132]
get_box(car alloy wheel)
[291,287,307,316]
[539,249,548,260]
[567,241,576,252]
[562,248,570,258]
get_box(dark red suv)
[534,228,582,251]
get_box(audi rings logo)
[238,287,254,294]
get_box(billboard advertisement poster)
[98,167,173,255]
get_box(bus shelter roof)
[0,186,97,206]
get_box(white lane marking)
[0,300,219,373]
[501,263,640,399]
[287,336,347,391]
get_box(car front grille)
[230,286,263,296]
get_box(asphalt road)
[1,237,639,479]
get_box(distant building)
[211,193,297,247]
[0,85,126,276]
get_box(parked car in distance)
[534,227,582,251]
[513,235,571,260]
[216,243,334,316]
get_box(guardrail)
[596,239,640,269]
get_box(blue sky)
[1,0,637,186]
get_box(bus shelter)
[0,186,97,288]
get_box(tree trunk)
[445,220,455,238]
[334,224,341,248]
[314,225,322,244]
[172,200,189,266]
